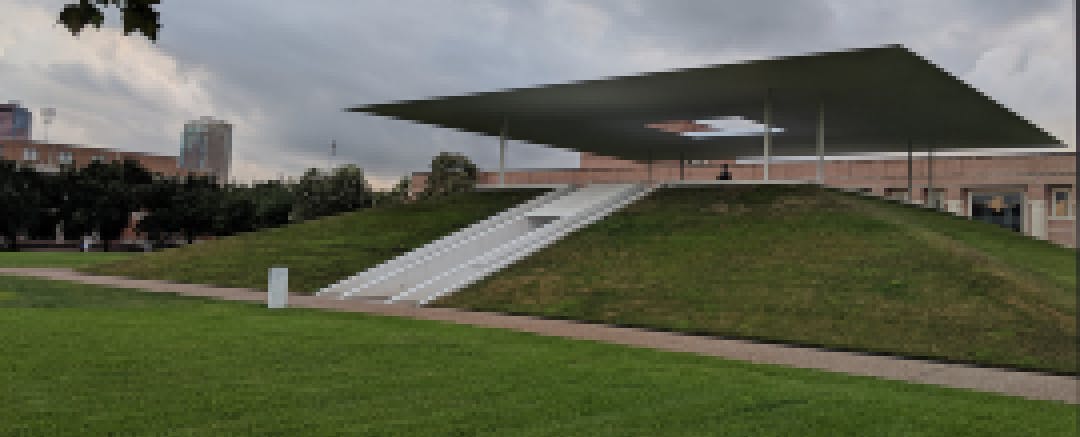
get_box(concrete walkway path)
[1,267,1076,405]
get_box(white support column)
[1029,199,1048,240]
[763,90,772,181]
[647,150,653,183]
[927,144,934,208]
[679,152,685,181]
[816,101,825,185]
[499,118,507,186]
[906,139,913,203]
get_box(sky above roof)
[1,0,1074,188]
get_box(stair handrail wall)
[343,208,537,298]
[356,214,534,297]
[332,185,569,290]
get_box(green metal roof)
[347,45,1063,162]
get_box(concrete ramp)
[317,183,657,306]
[316,185,573,299]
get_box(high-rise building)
[0,101,32,141]
[180,116,232,182]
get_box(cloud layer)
[2,0,1073,188]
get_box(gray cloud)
[3,0,1073,187]
[592,0,837,53]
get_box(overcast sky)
[2,0,1074,188]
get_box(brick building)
[0,139,197,177]
[0,139,210,247]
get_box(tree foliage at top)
[58,0,162,42]
[63,159,153,251]
[0,155,397,251]
[424,152,477,197]
[391,176,413,203]
[135,174,183,248]
[134,174,217,246]
[292,165,371,222]
[0,161,46,251]
[248,180,296,229]
[170,174,222,244]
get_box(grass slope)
[436,185,1078,374]
[82,190,548,293]
[0,251,137,269]
[0,275,1074,436]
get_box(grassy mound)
[82,190,548,293]
[0,252,137,269]
[435,185,1078,374]
[0,275,1073,435]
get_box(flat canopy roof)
[347,45,1063,162]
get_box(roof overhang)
[347,45,1063,162]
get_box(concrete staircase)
[316,183,657,306]
[316,185,573,299]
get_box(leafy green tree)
[292,165,372,222]
[391,176,413,203]
[424,152,477,197]
[292,168,332,222]
[25,169,66,241]
[64,159,152,252]
[0,160,45,251]
[58,164,95,248]
[134,172,221,246]
[212,183,258,236]
[172,174,222,244]
[58,0,161,42]
[250,180,295,229]
[328,164,372,211]
[136,174,182,249]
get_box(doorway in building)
[969,192,1023,232]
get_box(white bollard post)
[268,267,288,309]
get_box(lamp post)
[41,107,56,143]
[329,139,336,171]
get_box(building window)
[884,188,908,202]
[91,155,105,164]
[684,159,711,166]
[1051,188,1074,218]
[57,151,73,165]
[23,147,37,161]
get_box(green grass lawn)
[72,185,1076,373]
[82,190,549,293]
[0,251,139,269]
[0,275,1075,436]
[435,185,1078,374]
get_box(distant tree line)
[1,160,391,252]
[0,152,477,252]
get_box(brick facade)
[0,139,211,245]
[0,139,200,177]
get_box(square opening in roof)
[645,116,784,139]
